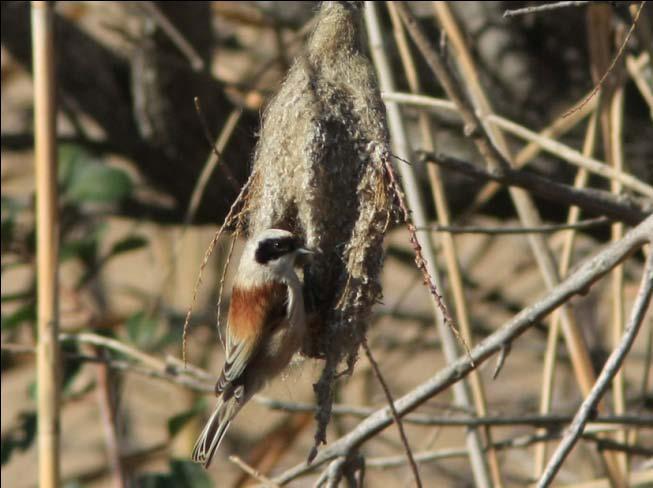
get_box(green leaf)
[63,482,86,488]
[1,302,36,331]
[108,235,148,257]
[1,411,37,465]
[1,290,34,303]
[126,311,159,349]
[60,236,99,263]
[167,399,207,438]
[135,460,212,488]
[1,217,14,249]
[61,342,84,396]
[58,144,96,190]
[170,460,212,488]
[67,164,133,204]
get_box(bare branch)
[362,339,422,487]
[538,251,653,487]
[417,151,650,226]
[229,456,280,488]
[271,215,652,485]
[503,1,591,18]
[420,217,611,235]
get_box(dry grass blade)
[563,1,647,118]
[181,171,256,365]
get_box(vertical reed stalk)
[365,4,493,487]
[386,3,503,486]
[31,2,60,487]
[533,111,597,477]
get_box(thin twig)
[538,252,653,487]
[417,151,649,226]
[136,1,205,71]
[503,1,591,18]
[254,397,653,428]
[181,169,256,364]
[190,97,241,199]
[95,349,127,488]
[7,342,653,432]
[150,99,242,330]
[229,456,280,487]
[382,157,472,361]
[366,430,652,470]
[421,218,611,235]
[362,339,422,488]
[563,1,647,117]
[215,234,237,348]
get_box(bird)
[192,228,313,468]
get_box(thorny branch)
[382,155,472,361]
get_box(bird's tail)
[191,394,241,468]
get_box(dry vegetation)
[1,2,652,487]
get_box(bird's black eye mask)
[255,236,299,264]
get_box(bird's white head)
[236,229,312,287]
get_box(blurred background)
[2,1,652,487]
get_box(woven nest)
[242,1,392,453]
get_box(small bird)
[192,228,312,468]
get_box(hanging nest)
[241,1,393,456]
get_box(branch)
[362,340,422,487]
[255,397,653,428]
[420,217,611,235]
[381,91,653,198]
[538,251,653,487]
[503,1,591,18]
[417,152,650,226]
[271,215,652,485]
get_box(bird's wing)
[215,281,288,393]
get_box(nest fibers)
[245,1,392,453]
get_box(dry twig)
[422,217,611,235]
[229,456,280,488]
[362,339,422,487]
[538,252,653,486]
[563,1,647,118]
[418,151,649,226]
[503,1,591,18]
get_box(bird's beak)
[295,247,315,265]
